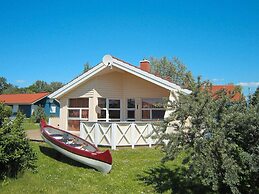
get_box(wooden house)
[48,55,190,149]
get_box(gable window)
[50,104,56,113]
[142,98,165,120]
[127,99,135,121]
[68,98,89,131]
[97,98,121,122]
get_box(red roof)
[210,85,242,101]
[0,92,49,105]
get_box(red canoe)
[40,120,112,173]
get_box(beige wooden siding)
[58,68,171,130]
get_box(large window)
[127,99,135,121]
[68,98,89,131]
[97,98,121,122]
[142,98,165,120]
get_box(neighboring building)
[210,85,243,101]
[0,92,60,118]
[49,55,190,132]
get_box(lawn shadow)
[39,145,93,170]
[138,165,212,194]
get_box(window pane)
[109,99,120,108]
[69,98,89,108]
[142,99,152,108]
[69,99,77,107]
[98,110,106,118]
[152,110,165,119]
[128,110,135,119]
[50,104,56,113]
[142,110,150,119]
[109,110,120,119]
[68,120,80,131]
[142,98,163,108]
[79,98,89,108]
[81,109,89,118]
[127,99,135,108]
[98,98,106,108]
[68,109,80,118]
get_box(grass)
[22,119,40,130]
[0,143,167,194]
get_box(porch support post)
[130,123,135,149]
[111,123,117,150]
[94,123,99,147]
[80,121,86,139]
[147,123,153,148]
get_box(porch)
[80,121,161,150]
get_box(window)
[68,98,89,131]
[127,99,135,121]
[50,104,56,113]
[141,98,165,120]
[97,98,121,122]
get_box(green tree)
[250,87,259,107]
[0,77,9,94]
[48,82,64,93]
[157,78,259,194]
[27,80,49,93]
[83,62,91,73]
[0,107,37,179]
[0,103,12,126]
[0,77,21,94]
[31,105,46,123]
[149,57,194,89]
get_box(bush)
[31,105,46,123]
[0,103,12,126]
[0,111,37,179]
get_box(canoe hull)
[41,135,112,173]
[40,120,112,173]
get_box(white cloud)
[238,82,259,87]
[16,80,26,83]
[212,78,224,82]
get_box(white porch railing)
[80,122,159,150]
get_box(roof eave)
[49,56,191,98]
[49,63,105,99]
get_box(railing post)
[80,121,85,139]
[111,123,117,150]
[147,123,153,148]
[130,123,135,149]
[94,123,99,147]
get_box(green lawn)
[0,143,168,194]
[22,119,40,130]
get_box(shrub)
[0,111,37,179]
[31,105,46,123]
[0,103,12,126]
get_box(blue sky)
[0,0,258,95]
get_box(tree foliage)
[250,87,259,107]
[157,78,259,194]
[31,106,47,123]
[149,57,194,89]
[0,77,63,94]
[0,105,37,179]
[83,62,91,73]
[0,103,12,125]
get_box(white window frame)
[127,98,135,121]
[67,98,89,121]
[97,98,121,122]
[141,98,165,120]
